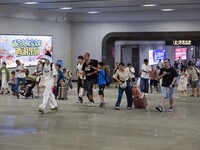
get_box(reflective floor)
[0,84,200,150]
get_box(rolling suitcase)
[132,86,147,109]
[58,86,68,100]
[133,95,147,109]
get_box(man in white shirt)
[38,51,58,113]
[140,59,152,94]
[126,63,135,82]
[15,60,26,98]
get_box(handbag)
[119,80,127,89]
[79,87,86,97]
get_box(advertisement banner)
[149,49,166,65]
[0,35,53,68]
[175,48,187,60]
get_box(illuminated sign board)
[165,40,199,46]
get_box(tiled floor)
[0,84,200,150]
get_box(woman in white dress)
[177,67,189,96]
[0,62,10,94]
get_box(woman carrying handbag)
[113,62,134,110]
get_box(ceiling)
[0,0,200,14]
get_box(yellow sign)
[15,47,40,56]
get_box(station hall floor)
[0,83,200,150]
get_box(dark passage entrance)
[121,45,140,77]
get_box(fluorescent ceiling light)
[142,4,157,7]
[24,2,38,5]
[88,11,99,14]
[161,9,174,11]
[60,7,72,10]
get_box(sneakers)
[169,107,173,112]
[156,106,174,112]
[5,91,10,94]
[190,95,195,97]
[115,107,120,110]
[127,107,132,110]
[156,106,163,112]
[99,102,105,108]
[77,97,83,103]
[87,102,95,107]
[51,107,58,111]
[38,108,44,113]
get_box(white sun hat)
[40,54,52,62]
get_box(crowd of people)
[0,51,199,113]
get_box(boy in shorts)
[91,62,107,107]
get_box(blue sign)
[149,49,166,65]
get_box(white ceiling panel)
[0,0,199,13]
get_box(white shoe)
[87,102,95,107]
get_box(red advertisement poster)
[175,48,187,60]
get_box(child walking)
[91,62,107,107]
[11,71,17,95]
[0,62,10,94]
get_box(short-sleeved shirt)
[141,64,152,79]
[43,63,57,87]
[98,69,106,86]
[188,67,199,81]
[16,64,26,78]
[113,69,130,82]
[159,67,178,87]
[82,61,97,80]
[126,67,135,78]
[77,63,84,79]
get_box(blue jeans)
[140,78,149,93]
[16,78,26,95]
[11,84,16,94]
[116,80,133,108]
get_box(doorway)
[121,45,140,77]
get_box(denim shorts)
[161,87,174,99]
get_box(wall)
[71,20,200,77]
[0,16,71,72]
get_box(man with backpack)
[188,63,200,97]
[38,51,58,113]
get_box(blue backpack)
[101,71,110,87]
